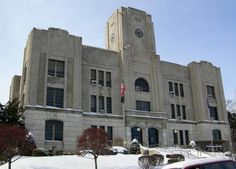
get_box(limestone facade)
[10,7,230,152]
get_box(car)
[161,158,236,169]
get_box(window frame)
[45,120,63,141]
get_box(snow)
[0,147,231,169]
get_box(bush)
[32,148,49,156]
[130,139,140,154]
[138,154,164,169]
[166,154,185,164]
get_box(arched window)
[135,78,149,92]
[212,130,221,141]
[45,120,63,141]
[148,128,159,147]
[131,127,143,145]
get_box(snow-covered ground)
[0,147,231,169]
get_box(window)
[176,105,181,118]
[182,105,186,120]
[107,126,113,141]
[98,71,104,86]
[46,87,64,108]
[179,130,184,145]
[99,126,105,130]
[91,95,97,112]
[45,120,63,141]
[174,83,179,96]
[99,96,104,113]
[185,130,189,145]
[91,125,97,128]
[213,130,221,141]
[131,127,143,144]
[135,78,149,92]
[179,83,184,97]
[106,97,112,114]
[91,69,96,82]
[136,100,150,111]
[106,72,112,87]
[209,106,218,120]
[173,130,178,145]
[48,59,64,77]
[170,104,175,119]
[168,82,173,93]
[207,85,215,99]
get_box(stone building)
[10,7,230,152]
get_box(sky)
[0,0,235,104]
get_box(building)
[10,7,230,152]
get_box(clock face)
[135,28,144,38]
[111,33,115,42]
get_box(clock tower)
[105,7,156,57]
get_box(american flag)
[120,81,126,103]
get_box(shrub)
[166,154,185,164]
[32,148,49,156]
[138,154,164,169]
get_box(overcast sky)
[0,0,235,104]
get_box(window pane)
[106,72,111,87]
[209,106,218,120]
[173,130,178,144]
[91,69,96,81]
[168,82,173,92]
[107,126,113,141]
[55,88,64,108]
[48,60,55,76]
[179,83,184,97]
[136,101,142,111]
[171,104,175,119]
[56,61,64,77]
[106,97,112,114]
[174,83,179,96]
[99,96,104,112]
[179,130,184,145]
[91,95,97,112]
[98,71,104,86]
[176,105,181,118]
[182,105,186,119]
[207,85,215,98]
[46,87,54,106]
[143,101,150,111]
[185,130,189,145]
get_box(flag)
[120,80,126,103]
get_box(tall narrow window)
[212,130,221,141]
[106,97,112,114]
[98,71,104,86]
[91,69,96,82]
[99,96,104,113]
[48,59,64,78]
[168,82,173,93]
[185,130,189,145]
[179,83,184,97]
[174,83,179,96]
[91,95,97,112]
[209,106,218,120]
[45,120,63,141]
[170,104,175,119]
[182,105,186,120]
[179,130,184,145]
[207,85,215,99]
[46,87,64,108]
[173,130,178,145]
[91,125,97,128]
[176,105,181,119]
[107,126,113,141]
[106,72,112,87]
[136,100,150,111]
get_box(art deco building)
[10,7,230,152]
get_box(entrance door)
[148,128,158,147]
